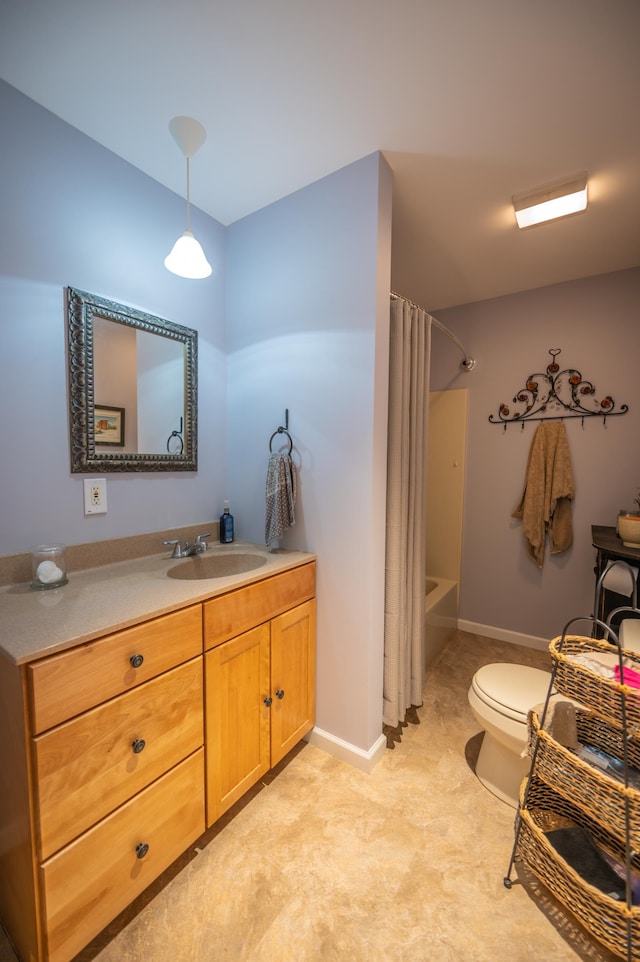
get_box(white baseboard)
[457,618,550,652]
[305,727,387,773]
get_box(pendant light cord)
[185,156,191,232]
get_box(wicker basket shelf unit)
[506,626,640,961]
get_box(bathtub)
[424,577,458,669]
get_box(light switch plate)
[84,478,108,515]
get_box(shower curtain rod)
[390,292,476,371]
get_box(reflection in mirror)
[67,287,198,472]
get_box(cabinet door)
[205,623,270,825]
[270,599,316,767]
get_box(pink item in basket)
[614,665,640,689]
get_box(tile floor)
[0,630,619,962]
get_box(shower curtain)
[383,295,431,729]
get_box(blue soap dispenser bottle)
[219,501,234,543]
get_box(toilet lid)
[472,663,553,722]
[620,619,640,654]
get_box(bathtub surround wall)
[431,267,640,645]
[424,577,458,669]
[423,389,467,668]
[426,389,468,590]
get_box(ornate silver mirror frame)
[67,287,198,472]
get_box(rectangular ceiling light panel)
[513,171,588,229]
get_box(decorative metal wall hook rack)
[488,348,629,430]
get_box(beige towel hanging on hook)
[512,421,575,568]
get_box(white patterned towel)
[265,452,297,548]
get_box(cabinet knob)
[275,689,285,700]
[263,696,273,707]
[130,654,144,669]
[135,842,149,859]
[131,738,146,754]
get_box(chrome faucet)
[164,532,211,559]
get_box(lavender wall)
[0,80,393,760]
[0,80,227,554]
[432,267,640,643]
[6,74,637,755]
[226,153,393,757]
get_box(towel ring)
[167,431,184,455]
[166,416,184,455]
[269,427,293,455]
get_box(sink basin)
[167,552,267,580]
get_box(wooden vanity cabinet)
[0,605,205,962]
[0,559,315,962]
[204,562,316,824]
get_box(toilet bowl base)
[475,730,531,808]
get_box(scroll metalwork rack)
[488,348,628,430]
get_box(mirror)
[67,287,197,472]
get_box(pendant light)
[164,116,212,279]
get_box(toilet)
[468,663,553,808]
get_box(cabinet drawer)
[41,748,204,962]
[204,562,315,650]
[35,657,203,861]
[28,604,203,734]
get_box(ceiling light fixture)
[164,116,212,279]
[512,171,588,229]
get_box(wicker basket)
[529,709,640,852]
[550,634,640,732]
[517,777,640,959]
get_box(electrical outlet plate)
[84,478,108,515]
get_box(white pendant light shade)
[164,116,212,279]
[164,230,212,278]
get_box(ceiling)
[1,0,639,311]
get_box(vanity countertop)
[0,542,315,666]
